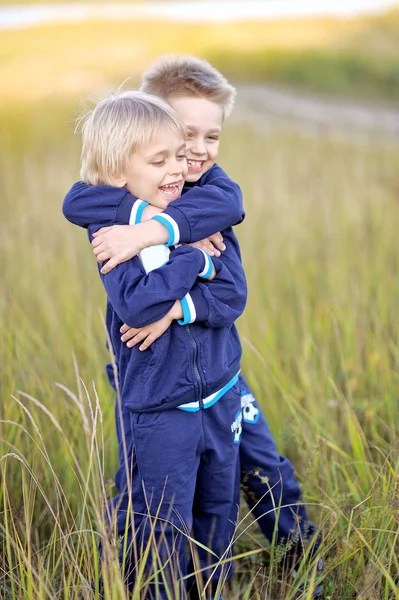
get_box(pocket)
[225,326,241,368]
[141,331,170,384]
[130,409,163,428]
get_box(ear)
[112,174,127,187]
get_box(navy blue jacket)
[63,163,245,243]
[62,164,247,412]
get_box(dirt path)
[235,84,399,139]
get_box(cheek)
[208,144,219,162]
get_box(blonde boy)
[64,90,246,599]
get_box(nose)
[169,156,185,176]
[190,136,207,156]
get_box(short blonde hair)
[140,55,236,119]
[78,90,187,186]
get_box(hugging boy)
[64,55,322,592]
[66,90,247,599]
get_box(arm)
[155,163,245,244]
[63,165,243,236]
[91,231,215,328]
[63,165,244,268]
[176,231,247,328]
[122,229,246,348]
[62,181,134,227]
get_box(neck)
[141,203,163,222]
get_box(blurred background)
[2,2,399,598]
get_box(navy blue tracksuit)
[64,167,248,598]
[63,164,320,593]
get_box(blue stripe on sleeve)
[135,200,149,224]
[198,250,214,280]
[152,214,176,246]
[177,295,191,326]
[177,294,195,326]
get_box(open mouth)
[187,159,206,172]
[159,181,182,200]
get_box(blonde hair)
[77,90,187,186]
[140,55,236,118]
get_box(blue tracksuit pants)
[110,385,242,599]
[237,375,320,557]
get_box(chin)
[151,198,169,210]
[185,172,203,183]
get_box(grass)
[1,9,399,104]
[1,96,399,598]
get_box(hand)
[120,301,183,350]
[188,232,225,257]
[92,225,140,273]
[92,220,169,275]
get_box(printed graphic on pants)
[231,410,243,444]
[241,390,260,424]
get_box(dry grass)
[1,97,399,598]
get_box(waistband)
[177,371,240,412]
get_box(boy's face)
[119,125,187,209]
[167,96,223,183]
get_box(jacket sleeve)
[62,165,245,244]
[177,230,247,328]
[62,181,135,228]
[89,229,214,328]
[152,164,245,245]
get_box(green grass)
[1,101,399,598]
[211,46,399,102]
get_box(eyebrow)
[187,125,221,135]
[147,143,186,159]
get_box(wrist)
[170,300,184,321]
[140,220,169,247]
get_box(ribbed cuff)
[197,249,214,280]
[129,199,149,225]
[188,287,210,323]
[177,293,196,325]
[151,214,180,246]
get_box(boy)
[68,90,247,599]
[64,56,322,588]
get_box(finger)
[210,234,225,252]
[97,251,111,264]
[100,259,117,274]
[139,334,155,351]
[127,330,149,348]
[205,241,220,257]
[93,244,106,257]
[202,241,216,256]
[91,237,102,248]
[121,327,142,343]
[120,323,131,334]
[121,327,139,342]
[92,241,108,256]
[92,227,111,238]
[211,232,223,244]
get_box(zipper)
[185,325,204,408]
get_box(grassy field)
[1,93,399,598]
[1,9,399,104]
[2,7,399,598]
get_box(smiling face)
[167,96,223,183]
[119,125,188,209]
